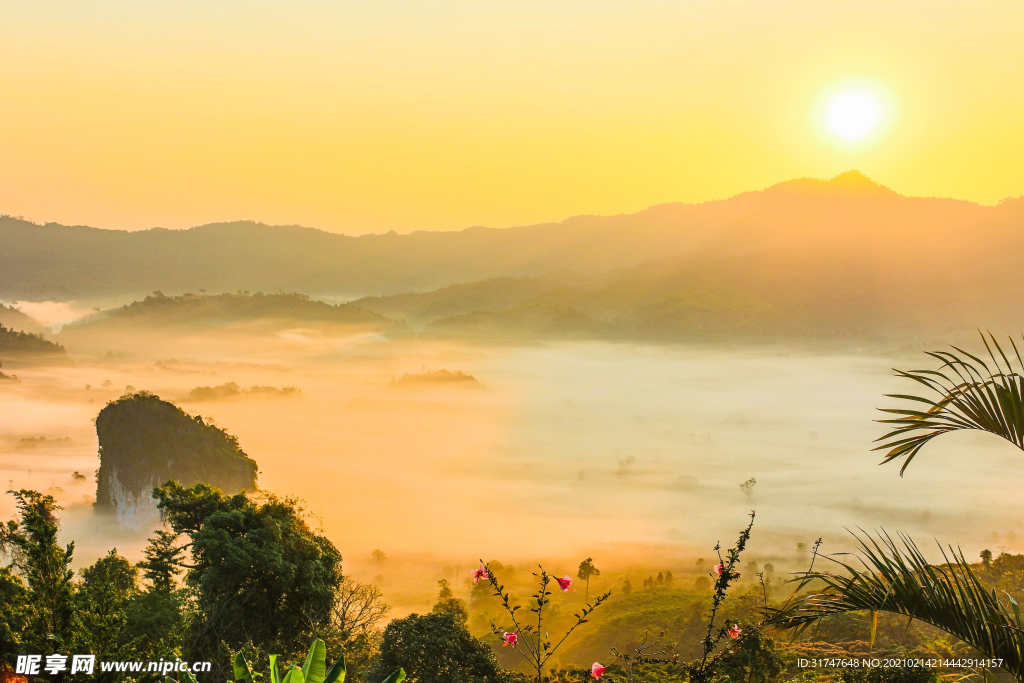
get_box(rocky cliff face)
[95,392,258,528]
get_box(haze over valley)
[3,173,1023,615]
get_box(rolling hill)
[5,171,1023,305]
[0,304,46,334]
[0,325,66,356]
[61,291,396,334]
[350,173,1024,344]
[5,171,1024,345]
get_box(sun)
[815,82,893,147]
[824,88,884,141]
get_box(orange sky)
[1,0,1023,234]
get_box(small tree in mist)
[739,478,757,500]
[577,558,601,601]
[432,579,469,624]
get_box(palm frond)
[875,332,1024,475]
[765,530,1024,677]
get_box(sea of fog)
[1,334,1021,606]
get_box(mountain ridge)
[3,171,1023,302]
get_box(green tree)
[577,558,601,601]
[0,490,76,656]
[370,611,501,683]
[154,481,342,679]
[125,530,187,661]
[137,530,184,592]
[715,625,783,683]
[0,567,28,667]
[75,550,142,682]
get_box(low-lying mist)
[2,321,1019,616]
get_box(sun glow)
[816,82,893,148]
[825,89,883,141]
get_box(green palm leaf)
[765,530,1024,677]
[875,332,1024,475]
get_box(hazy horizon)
[3,170,1020,237]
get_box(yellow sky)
[1,0,1022,234]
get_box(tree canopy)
[371,611,502,683]
[154,481,343,673]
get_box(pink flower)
[502,631,518,648]
[555,575,573,591]
[591,663,607,680]
[727,624,742,639]
[472,563,489,584]
[713,563,723,575]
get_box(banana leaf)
[324,652,346,683]
[302,639,327,683]
[233,653,253,681]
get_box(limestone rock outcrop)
[95,392,258,528]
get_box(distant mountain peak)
[761,169,898,199]
[831,169,870,182]
[828,169,892,191]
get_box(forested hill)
[0,325,66,355]
[61,291,395,333]
[4,171,1024,301]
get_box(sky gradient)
[2,0,1023,234]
